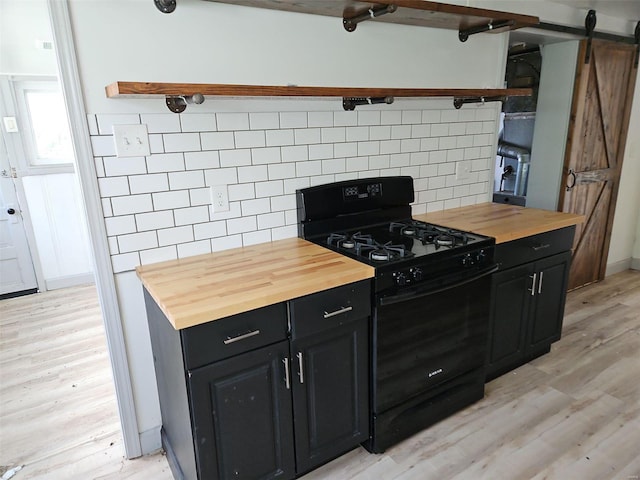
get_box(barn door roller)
[584,10,597,64]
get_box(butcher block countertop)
[136,237,374,330]
[415,202,584,244]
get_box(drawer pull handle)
[223,329,261,345]
[532,244,551,251]
[528,273,537,296]
[538,271,544,294]
[323,306,353,319]
[297,352,304,384]
[283,358,290,390]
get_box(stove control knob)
[462,253,475,267]
[476,249,487,265]
[395,272,408,286]
[412,267,423,281]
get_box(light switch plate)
[113,124,150,158]
[456,160,472,180]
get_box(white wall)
[66,0,640,453]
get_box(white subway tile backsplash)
[252,147,281,165]
[136,210,175,231]
[163,133,201,153]
[212,234,242,252]
[255,180,284,198]
[265,129,294,147]
[174,206,209,226]
[235,130,266,148]
[141,114,180,133]
[238,165,268,183]
[227,216,257,235]
[152,190,190,211]
[118,231,158,253]
[228,183,256,201]
[129,173,169,195]
[281,145,308,163]
[180,114,217,132]
[140,246,178,265]
[308,111,333,128]
[201,131,235,150]
[257,211,285,230]
[309,144,334,161]
[243,229,272,246]
[185,151,220,170]
[168,170,205,190]
[91,136,117,157]
[105,215,136,236]
[145,153,185,173]
[217,113,250,131]
[220,149,252,167]
[294,128,321,145]
[249,112,280,130]
[98,177,130,197]
[267,163,296,181]
[91,103,496,271]
[205,167,238,186]
[280,112,307,129]
[177,240,212,258]
[158,226,194,246]
[194,221,227,240]
[112,194,153,216]
[111,252,140,274]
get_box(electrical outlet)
[211,185,229,212]
[113,124,150,157]
[456,160,472,180]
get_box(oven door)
[373,265,497,414]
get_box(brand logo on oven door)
[428,368,443,378]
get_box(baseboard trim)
[139,426,162,456]
[45,273,95,291]
[631,257,640,271]
[605,259,632,277]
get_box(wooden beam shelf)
[200,0,539,41]
[105,82,532,112]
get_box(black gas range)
[297,176,497,453]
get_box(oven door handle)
[379,264,499,306]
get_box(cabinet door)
[188,341,295,480]
[486,263,534,379]
[529,251,572,349]
[290,317,369,475]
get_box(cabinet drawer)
[495,226,575,270]
[289,280,371,340]
[181,303,288,369]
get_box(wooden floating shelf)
[105,81,532,101]
[202,0,539,38]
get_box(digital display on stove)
[343,182,382,201]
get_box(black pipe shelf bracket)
[453,95,505,109]
[165,94,205,113]
[154,0,176,13]
[343,96,395,111]
[458,19,514,42]
[343,4,398,32]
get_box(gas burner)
[389,221,422,237]
[341,240,355,249]
[371,250,391,261]
[357,242,411,262]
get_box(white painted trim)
[47,0,142,459]
[45,272,94,291]
[139,426,162,456]
[605,258,632,277]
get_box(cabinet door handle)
[323,306,353,319]
[538,271,544,294]
[297,352,304,384]
[528,273,537,296]
[283,358,290,390]
[223,329,260,345]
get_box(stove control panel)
[392,267,423,286]
[343,182,382,201]
[461,249,489,268]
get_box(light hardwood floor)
[1,271,639,479]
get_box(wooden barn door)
[558,39,637,290]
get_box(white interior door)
[0,134,37,296]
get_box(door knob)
[7,208,15,215]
